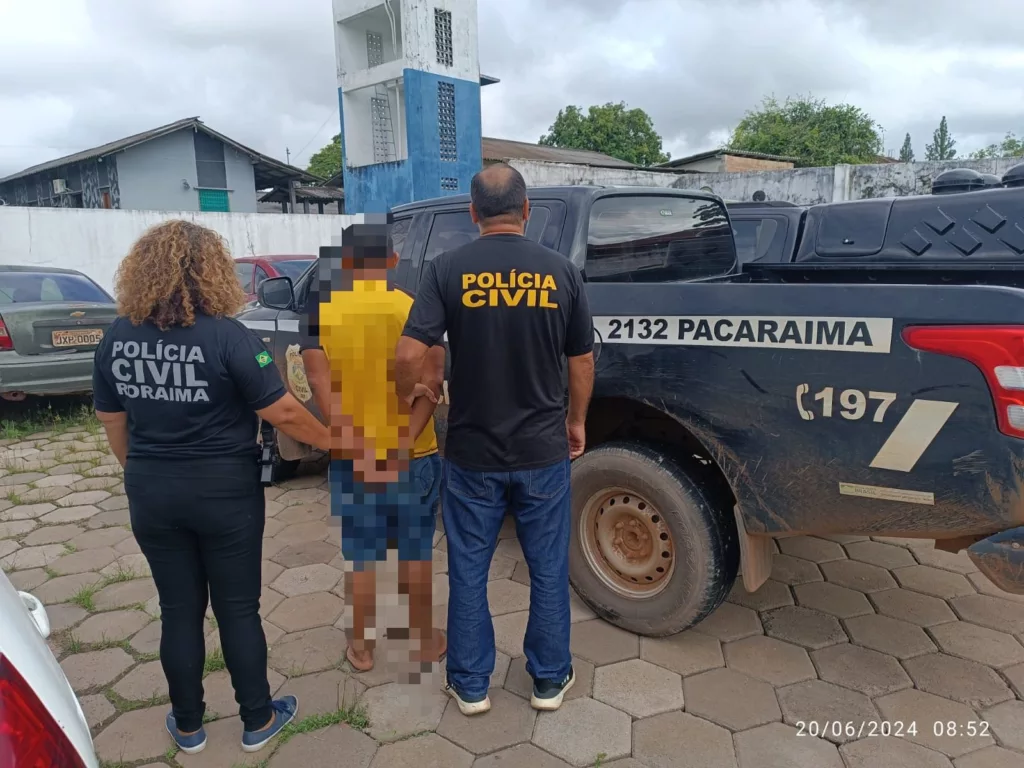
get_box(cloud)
[1,0,1023,177]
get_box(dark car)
[0,266,117,401]
[240,182,1024,638]
[234,255,316,304]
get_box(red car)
[234,255,316,303]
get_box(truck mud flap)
[968,526,1024,595]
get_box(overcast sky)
[2,0,1024,178]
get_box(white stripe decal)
[241,320,275,331]
[839,482,934,506]
[869,399,959,473]
[592,315,893,354]
[278,319,300,333]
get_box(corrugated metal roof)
[0,117,323,186]
[258,185,344,203]
[660,149,799,167]
[482,137,638,168]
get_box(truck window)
[586,196,736,283]
[424,211,479,264]
[525,206,550,241]
[422,204,559,269]
[732,218,780,264]
[391,217,414,286]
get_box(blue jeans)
[329,454,442,567]
[442,457,572,699]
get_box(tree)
[307,134,342,179]
[970,132,1024,160]
[899,133,914,162]
[727,96,883,167]
[539,102,669,166]
[925,117,957,161]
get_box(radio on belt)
[259,420,277,487]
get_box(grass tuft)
[104,564,138,584]
[104,688,166,714]
[203,648,226,676]
[1,398,96,442]
[276,705,370,747]
[69,585,98,612]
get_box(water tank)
[1002,163,1024,188]
[980,173,1003,189]
[932,168,985,195]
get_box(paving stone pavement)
[3,430,1024,767]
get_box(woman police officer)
[92,220,329,755]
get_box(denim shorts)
[329,453,441,567]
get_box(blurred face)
[317,218,399,295]
[340,217,395,271]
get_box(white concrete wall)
[334,0,478,84]
[510,157,1024,205]
[0,207,363,294]
[401,0,478,83]
[509,159,684,189]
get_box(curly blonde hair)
[115,220,246,329]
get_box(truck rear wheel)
[569,441,739,637]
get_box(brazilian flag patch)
[256,351,273,368]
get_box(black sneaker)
[531,667,575,711]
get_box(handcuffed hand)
[404,382,439,407]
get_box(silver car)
[0,266,117,402]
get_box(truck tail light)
[902,325,1024,439]
[0,316,12,351]
[0,654,88,768]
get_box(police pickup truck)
[240,177,1024,637]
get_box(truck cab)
[241,184,1024,637]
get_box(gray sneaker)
[443,681,491,716]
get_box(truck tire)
[569,441,739,637]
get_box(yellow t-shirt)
[319,279,438,461]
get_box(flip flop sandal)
[346,646,375,673]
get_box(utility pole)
[286,148,291,165]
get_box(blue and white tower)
[333,0,491,213]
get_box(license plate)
[52,329,103,348]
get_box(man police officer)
[395,163,595,716]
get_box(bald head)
[470,163,529,231]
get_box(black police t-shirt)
[92,314,287,459]
[402,233,593,471]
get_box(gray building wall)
[1,128,259,214]
[0,156,119,209]
[116,130,200,212]
[223,145,257,213]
